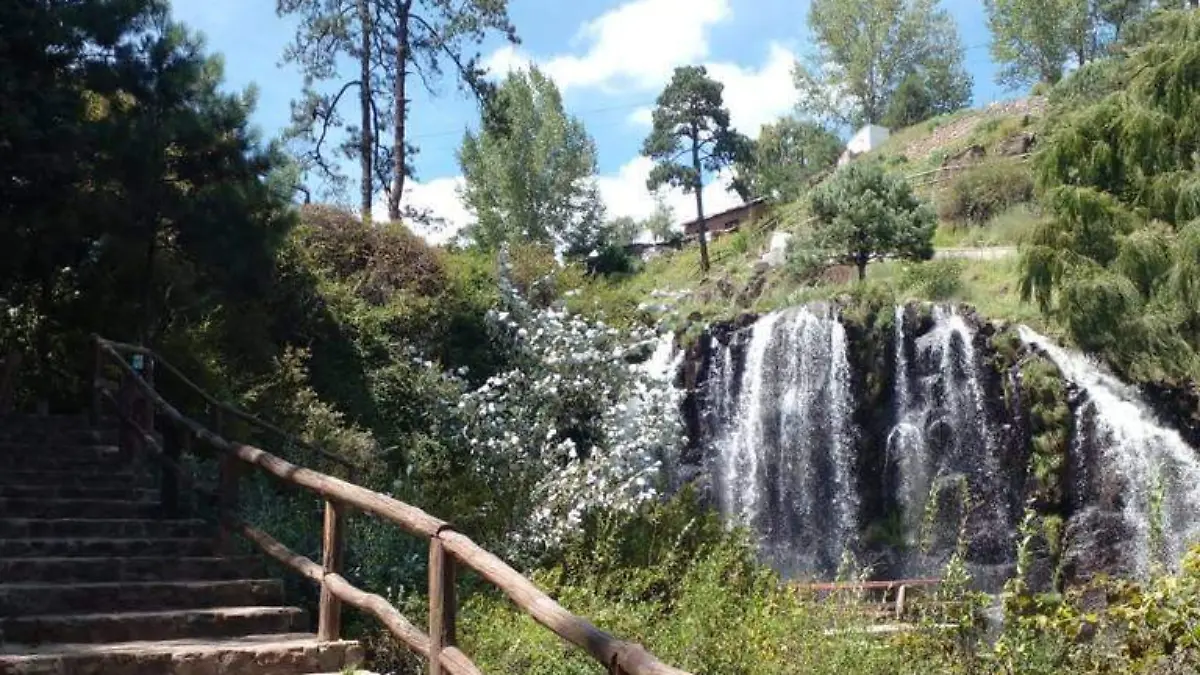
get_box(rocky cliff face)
[675,301,1200,590]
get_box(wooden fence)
[91,335,690,675]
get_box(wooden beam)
[428,536,456,675]
[318,499,346,641]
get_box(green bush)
[940,163,1035,224]
[901,259,965,300]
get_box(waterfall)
[888,306,1010,578]
[641,332,683,382]
[1019,328,1200,574]
[707,306,858,577]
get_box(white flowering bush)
[454,250,684,553]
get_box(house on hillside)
[838,124,891,166]
[681,197,769,240]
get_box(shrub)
[901,259,965,300]
[939,163,1035,224]
[295,204,447,302]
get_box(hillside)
[568,97,1054,339]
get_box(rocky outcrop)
[676,302,1200,589]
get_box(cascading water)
[1019,327,1200,575]
[706,306,858,577]
[691,302,1198,584]
[888,306,1012,580]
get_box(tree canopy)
[736,118,841,203]
[458,67,604,254]
[1020,9,1200,380]
[277,0,518,221]
[643,66,751,272]
[795,0,973,129]
[984,0,1157,88]
[0,0,292,405]
[808,161,936,280]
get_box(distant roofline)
[679,196,769,229]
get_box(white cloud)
[707,43,798,137]
[372,177,472,245]
[484,0,731,92]
[383,157,744,247]
[627,107,654,127]
[597,43,800,140]
[482,45,531,77]
[596,156,742,234]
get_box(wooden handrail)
[96,337,359,471]
[93,336,690,675]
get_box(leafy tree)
[458,66,605,253]
[643,66,751,273]
[737,118,841,202]
[808,161,936,280]
[643,196,679,243]
[278,0,518,221]
[794,0,972,129]
[882,72,938,128]
[0,0,292,407]
[984,0,1157,89]
[1020,9,1200,380]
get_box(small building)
[681,197,769,239]
[838,124,891,166]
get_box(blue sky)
[171,0,1008,240]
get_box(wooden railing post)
[215,408,241,554]
[428,535,457,675]
[318,499,346,641]
[160,424,187,518]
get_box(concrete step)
[0,485,159,501]
[0,579,284,615]
[0,633,362,675]
[0,606,306,645]
[0,430,119,446]
[0,537,215,558]
[0,518,209,539]
[0,470,154,489]
[0,556,265,583]
[0,498,162,519]
[0,441,122,461]
[0,453,132,471]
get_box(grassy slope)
[570,99,1063,339]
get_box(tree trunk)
[388,0,413,222]
[139,219,158,342]
[357,0,373,223]
[856,253,868,282]
[690,133,710,274]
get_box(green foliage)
[795,0,973,128]
[809,161,937,280]
[0,0,293,410]
[1019,356,1070,508]
[459,492,974,675]
[737,117,841,202]
[458,66,605,254]
[939,163,1036,224]
[901,259,965,300]
[984,0,1150,88]
[278,0,518,220]
[643,65,753,272]
[986,546,1200,674]
[882,72,935,129]
[1019,10,1200,381]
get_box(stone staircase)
[0,414,365,674]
